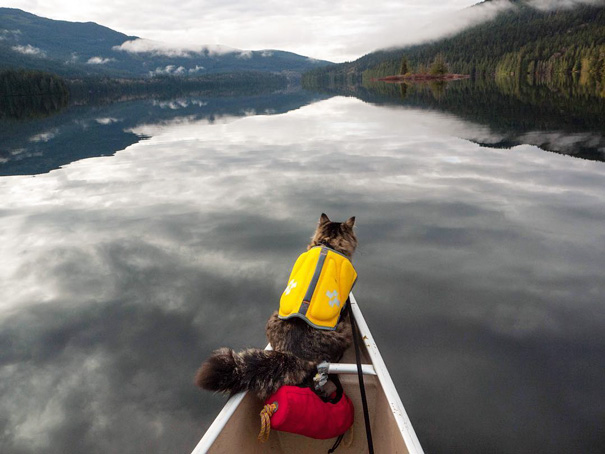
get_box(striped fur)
[195,348,316,401]
[195,214,357,400]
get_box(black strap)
[349,298,375,454]
[328,433,345,453]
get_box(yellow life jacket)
[279,246,357,330]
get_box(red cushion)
[265,386,354,439]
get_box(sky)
[0,0,513,62]
[1,1,602,63]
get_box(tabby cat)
[195,213,357,400]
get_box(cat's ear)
[344,216,356,228]
[319,213,331,224]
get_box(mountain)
[303,1,605,86]
[0,8,331,78]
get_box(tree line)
[1,69,69,97]
[66,72,289,103]
[302,2,605,94]
[0,69,69,119]
[0,69,289,119]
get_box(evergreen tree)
[399,57,409,75]
[429,54,449,75]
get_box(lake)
[1,81,604,454]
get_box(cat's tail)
[195,347,317,400]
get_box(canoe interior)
[207,343,410,454]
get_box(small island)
[377,73,470,82]
[373,54,469,83]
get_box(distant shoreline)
[375,74,471,83]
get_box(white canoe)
[191,294,425,454]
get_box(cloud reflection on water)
[0,97,604,453]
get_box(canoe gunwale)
[348,293,424,454]
[191,293,424,454]
[191,343,273,454]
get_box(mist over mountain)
[0,8,330,78]
[303,0,605,85]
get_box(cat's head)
[308,213,357,259]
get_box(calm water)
[1,84,604,454]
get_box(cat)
[195,213,357,400]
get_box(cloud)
[4,0,604,63]
[113,38,239,58]
[29,129,59,143]
[86,56,115,65]
[369,0,516,55]
[528,0,605,10]
[8,148,26,157]
[518,131,605,155]
[0,0,538,64]
[149,65,186,76]
[151,99,208,110]
[148,64,206,76]
[188,65,205,74]
[11,44,46,57]
[459,128,605,158]
[236,50,253,59]
[95,118,120,125]
[2,0,488,62]
[0,28,21,40]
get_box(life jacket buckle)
[314,361,330,391]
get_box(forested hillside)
[303,1,605,90]
[0,8,330,78]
